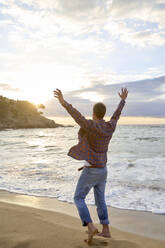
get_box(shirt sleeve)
[108,99,126,130]
[62,101,100,133]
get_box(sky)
[0,0,165,120]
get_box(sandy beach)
[0,190,165,248]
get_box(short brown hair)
[93,102,106,119]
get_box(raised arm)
[53,89,100,132]
[109,88,128,130]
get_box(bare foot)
[84,228,98,245]
[97,232,111,238]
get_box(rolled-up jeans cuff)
[83,221,88,226]
[82,218,92,226]
[100,219,109,225]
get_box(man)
[54,88,128,244]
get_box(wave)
[135,137,159,141]
[44,145,55,148]
[112,180,165,192]
[0,125,165,213]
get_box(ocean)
[0,125,165,213]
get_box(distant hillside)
[0,96,63,129]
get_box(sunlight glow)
[20,90,51,105]
[9,63,87,104]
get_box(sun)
[18,88,52,105]
[26,95,48,105]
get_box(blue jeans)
[74,166,109,226]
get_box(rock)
[0,96,65,129]
[0,116,64,129]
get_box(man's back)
[65,99,126,167]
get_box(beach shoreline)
[0,192,165,248]
[0,189,165,247]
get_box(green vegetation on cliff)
[0,96,63,129]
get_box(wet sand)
[0,189,165,248]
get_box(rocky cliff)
[0,96,64,129]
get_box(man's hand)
[118,88,128,101]
[53,89,65,105]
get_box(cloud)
[0,0,165,107]
[105,0,165,47]
[111,0,165,25]
[20,0,113,22]
[0,83,20,92]
[2,0,165,48]
[121,30,165,47]
[0,0,114,72]
[1,0,111,36]
[18,0,164,30]
[44,96,92,117]
[1,0,165,66]
[44,76,165,117]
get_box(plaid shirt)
[63,99,125,167]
